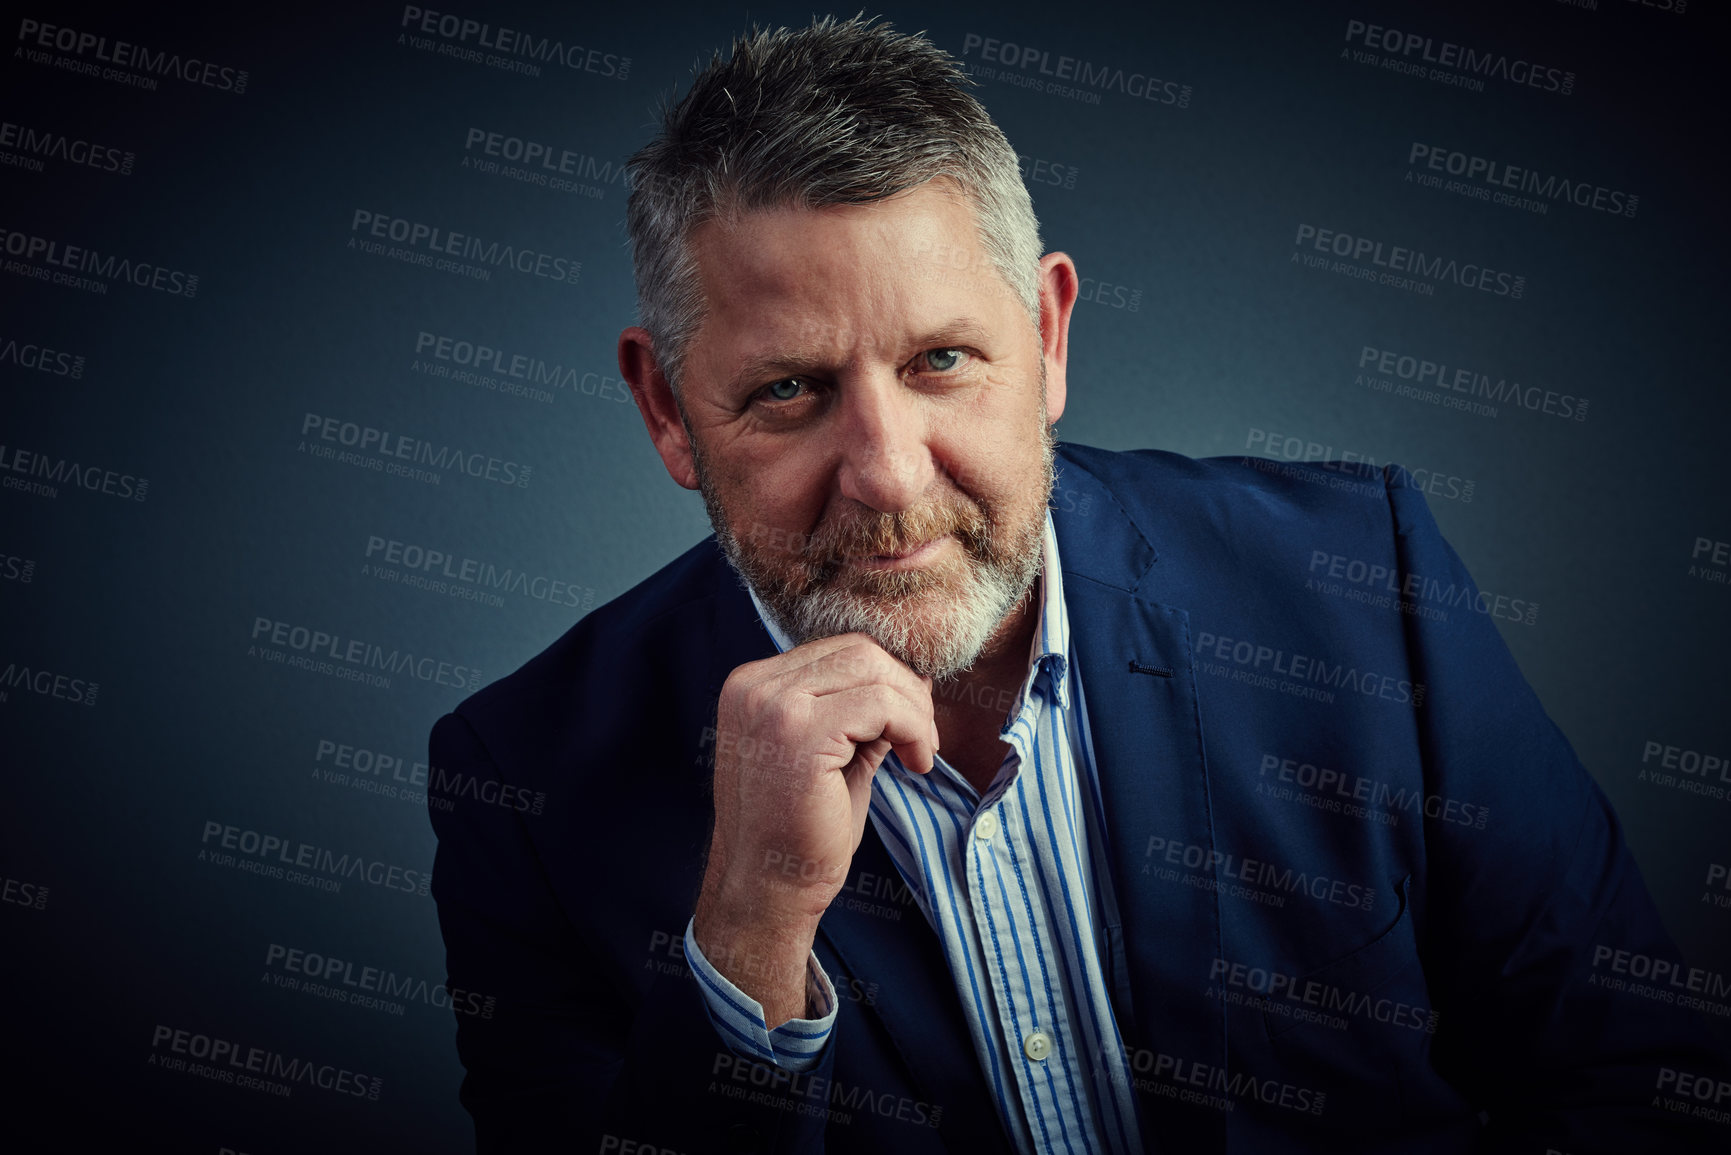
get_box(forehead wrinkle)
[720,277,910,380]
[691,185,999,392]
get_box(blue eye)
[764,379,804,401]
[924,348,965,372]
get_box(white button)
[974,811,999,842]
[1023,1030,1052,1061]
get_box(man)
[427,16,1729,1154]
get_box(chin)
[789,577,1024,682]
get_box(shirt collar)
[745,510,1071,712]
[1027,509,1072,711]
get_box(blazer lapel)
[1054,453,1227,1155]
[706,560,779,697]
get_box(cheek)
[730,456,829,534]
[934,387,1042,500]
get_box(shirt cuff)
[683,915,837,1071]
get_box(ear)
[618,326,698,491]
[1035,252,1078,427]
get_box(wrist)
[692,888,821,1029]
[700,838,838,928]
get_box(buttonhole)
[1128,659,1173,678]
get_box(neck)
[930,581,1042,794]
[970,580,1041,683]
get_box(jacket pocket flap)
[1263,873,1420,1040]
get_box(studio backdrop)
[2,0,1726,1150]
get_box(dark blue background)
[2,1,1725,1149]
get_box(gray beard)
[745,527,1040,680]
[698,427,1055,680]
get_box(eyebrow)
[725,319,995,394]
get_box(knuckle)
[719,664,756,703]
[739,681,776,720]
[835,639,871,673]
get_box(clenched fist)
[692,632,937,1028]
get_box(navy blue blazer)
[428,444,1728,1154]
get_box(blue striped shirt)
[685,511,1144,1155]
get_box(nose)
[835,372,935,513]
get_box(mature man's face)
[658,180,1069,679]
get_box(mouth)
[847,535,949,571]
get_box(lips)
[872,538,937,561]
[851,536,947,569]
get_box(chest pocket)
[1262,873,1425,1040]
[1258,874,1474,1136]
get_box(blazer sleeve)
[1384,469,1731,1153]
[427,709,836,1154]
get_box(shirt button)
[1023,1030,1052,1061]
[974,811,999,842]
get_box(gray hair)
[624,13,1043,394]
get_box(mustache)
[799,495,991,578]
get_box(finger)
[732,630,877,689]
[812,683,938,776]
[766,637,932,704]
[921,675,939,752]
[842,736,894,806]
